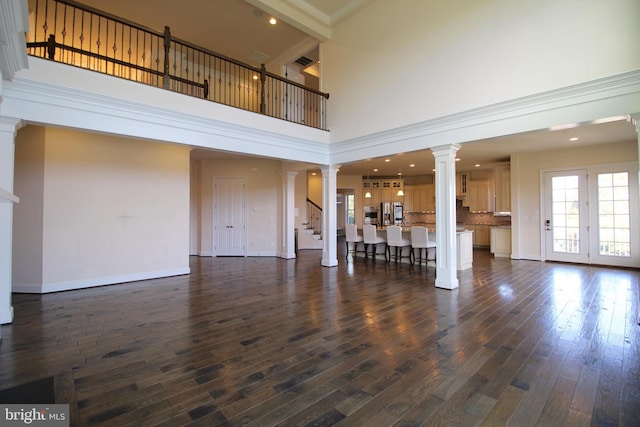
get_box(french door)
[214,177,246,256]
[543,163,639,267]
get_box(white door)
[543,163,639,267]
[543,170,589,263]
[588,164,639,268]
[214,177,246,256]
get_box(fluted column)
[0,116,24,325]
[432,144,461,290]
[321,165,339,267]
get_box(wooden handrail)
[25,0,330,129]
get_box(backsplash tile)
[405,210,511,226]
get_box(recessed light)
[269,17,277,25]
[475,164,480,167]
[384,159,390,162]
[455,158,460,162]
[253,75,258,80]
[373,168,379,172]
[432,168,436,172]
[569,137,579,141]
[409,164,415,167]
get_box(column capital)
[321,164,341,175]
[280,170,298,179]
[0,116,25,135]
[431,143,462,157]
[627,113,640,132]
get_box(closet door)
[214,177,246,256]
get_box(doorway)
[542,163,639,267]
[213,177,247,256]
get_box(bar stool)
[345,223,364,258]
[410,226,436,266]
[386,225,411,262]
[363,224,386,260]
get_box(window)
[598,172,630,257]
[346,194,355,225]
[551,175,581,254]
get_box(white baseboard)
[0,306,14,325]
[247,251,277,257]
[12,267,191,294]
[510,252,542,261]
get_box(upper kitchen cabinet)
[456,172,469,198]
[467,180,492,212]
[404,184,435,212]
[363,178,404,206]
[494,165,511,213]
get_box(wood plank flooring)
[0,245,638,426]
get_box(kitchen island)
[355,226,474,270]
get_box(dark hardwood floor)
[1,244,639,426]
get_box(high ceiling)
[75,0,638,176]
[75,0,366,68]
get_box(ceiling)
[75,0,365,68]
[75,1,638,176]
[333,118,638,177]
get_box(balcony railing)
[25,0,329,130]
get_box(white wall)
[12,125,44,286]
[13,126,191,293]
[512,140,638,260]
[323,0,640,141]
[196,158,280,256]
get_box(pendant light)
[365,161,372,198]
[397,160,404,197]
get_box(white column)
[432,144,461,290]
[0,117,24,325]
[321,165,339,267]
[629,114,640,325]
[280,170,298,259]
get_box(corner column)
[432,144,461,290]
[0,117,24,325]
[321,165,339,267]
[280,170,298,259]
[628,113,640,325]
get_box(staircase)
[299,199,323,249]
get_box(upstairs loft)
[25,0,330,131]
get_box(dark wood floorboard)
[0,243,638,426]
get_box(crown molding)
[3,59,331,164]
[0,0,29,80]
[330,69,640,164]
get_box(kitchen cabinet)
[403,185,414,212]
[494,166,511,213]
[456,172,469,197]
[468,224,490,247]
[404,184,435,212]
[467,180,492,212]
[363,179,403,206]
[490,227,512,257]
[457,230,474,270]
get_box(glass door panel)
[544,170,589,263]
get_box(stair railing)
[25,0,330,130]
